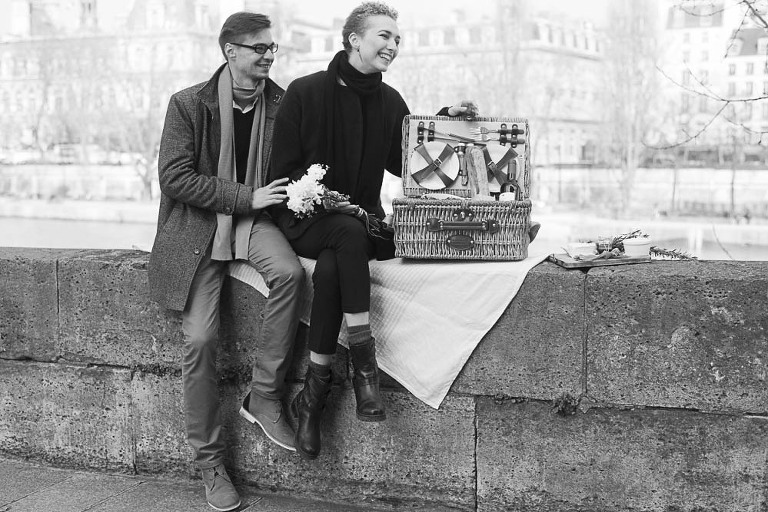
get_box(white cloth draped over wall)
[228,253,548,408]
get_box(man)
[148,12,302,512]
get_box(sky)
[269,0,611,28]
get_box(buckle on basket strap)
[426,217,500,234]
[483,146,518,187]
[411,143,456,188]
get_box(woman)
[270,1,478,460]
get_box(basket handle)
[426,217,500,233]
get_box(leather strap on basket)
[412,143,456,188]
[482,146,517,186]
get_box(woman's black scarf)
[320,50,387,210]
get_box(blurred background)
[0,0,766,260]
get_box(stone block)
[0,359,134,472]
[0,248,80,360]
[223,384,476,511]
[477,399,768,511]
[454,262,584,399]
[130,370,191,475]
[56,250,183,367]
[587,261,768,413]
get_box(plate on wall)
[408,141,460,190]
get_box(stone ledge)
[2,248,768,413]
[3,248,768,510]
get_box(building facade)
[660,0,768,164]
[289,2,605,167]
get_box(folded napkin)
[228,253,547,408]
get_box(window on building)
[681,94,690,110]
[729,63,736,75]
[762,102,768,119]
[674,8,685,28]
[763,81,768,94]
[419,29,430,46]
[699,69,709,83]
[701,51,708,61]
[699,96,708,112]
[728,82,736,96]
[743,102,753,117]
[14,90,23,112]
[702,31,709,43]
[444,28,455,46]
[682,71,691,86]
[727,40,743,57]
[745,82,754,96]
[80,0,96,27]
[683,51,690,62]
[758,38,768,55]
[469,26,482,45]
[324,36,334,52]
[747,62,755,74]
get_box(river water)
[2,216,767,261]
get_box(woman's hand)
[324,199,360,215]
[447,100,479,118]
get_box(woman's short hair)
[341,2,399,52]
[218,12,272,59]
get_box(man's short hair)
[219,12,272,59]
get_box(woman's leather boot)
[291,365,331,460]
[349,338,386,422]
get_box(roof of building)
[728,26,768,56]
[666,4,724,29]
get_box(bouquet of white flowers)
[286,164,350,218]
[285,164,395,258]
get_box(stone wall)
[1,247,767,511]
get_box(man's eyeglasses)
[229,42,279,55]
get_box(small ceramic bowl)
[623,237,651,257]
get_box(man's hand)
[251,178,289,210]
[447,99,480,118]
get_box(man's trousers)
[180,213,304,467]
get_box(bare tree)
[601,0,664,212]
[657,0,768,148]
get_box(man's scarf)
[211,65,266,261]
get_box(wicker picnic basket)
[392,115,533,261]
[392,197,532,260]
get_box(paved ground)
[0,456,384,512]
